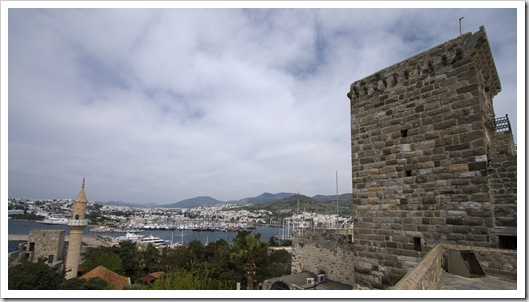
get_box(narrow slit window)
[498,235,516,250]
[401,129,408,137]
[413,237,422,251]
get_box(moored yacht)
[116,232,144,243]
[141,235,169,247]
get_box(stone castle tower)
[347,26,517,289]
[65,178,89,279]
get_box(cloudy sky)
[5,4,520,205]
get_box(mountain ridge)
[98,192,352,208]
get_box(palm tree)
[232,233,264,290]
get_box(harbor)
[8,220,285,252]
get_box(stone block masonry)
[26,229,66,264]
[488,131,517,236]
[347,26,516,289]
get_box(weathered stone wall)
[392,243,516,290]
[392,244,444,290]
[346,26,514,289]
[442,243,517,276]
[291,229,355,287]
[27,230,65,263]
[488,131,517,235]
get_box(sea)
[8,220,283,253]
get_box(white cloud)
[6,6,519,204]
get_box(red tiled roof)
[149,271,165,279]
[80,266,130,290]
[137,271,165,284]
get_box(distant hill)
[96,200,157,208]
[236,194,352,217]
[97,192,353,209]
[312,193,353,202]
[237,192,296,205]
[162,196,223,208]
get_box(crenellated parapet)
[347,26,500,105]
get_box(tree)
[231,232,267,290]
[261,249,291,279]
[187,240,205,263]
[58,277,111,290]
[201,239,238,288]
[82,241,141,278]
[8,260,64,290]
[141,268,230,290]
[158,246,192,272]
[112,241,141,279]
[141,243,161,275]
[82,251,123,275]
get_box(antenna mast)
[459,17,464,36]
[336,171,339,229]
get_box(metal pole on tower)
[336,171,339,229]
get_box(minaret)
[65,178,89,279]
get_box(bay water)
[8,220,282,252]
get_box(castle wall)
[26,229,65,264]
[291,229,355,287]
[489,131,517,235]
[346,27,515,289]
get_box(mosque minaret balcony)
[68,218,88,227]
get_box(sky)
[4,3,521,205]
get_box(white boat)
[141,235,169,247]
[168,242,184,248]
[116,232,144,243]
[40,216,69,225]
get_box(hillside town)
[8,196,352,233]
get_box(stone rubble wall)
[291,229,355,287]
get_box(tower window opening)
[401,129,408,137]
[75,214,79,220]
[498,235,516,250]
[405,170,413,177]
[413,237,422,251]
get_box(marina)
[8,220,283,252]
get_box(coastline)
[8,220,281,251]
